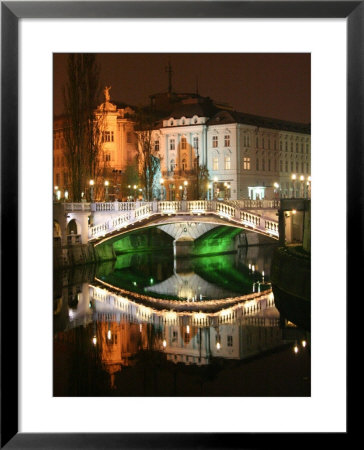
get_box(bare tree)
[134,109,161,201]
[62,54,102,201]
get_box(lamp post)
[195,142,199,200]
[133,184,137,201]
[273,182,280,198]
[307,176,311,199]
[183,180,188,201]
[160,178,165,201]
[213,176,218,200]
[179,185,183,200]
[89,179,94,202]
[104,180,109,202]
[291,174,296,198]
[207,183,212,201]
[299,175,304,198]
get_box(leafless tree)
[62,54,102,201]
[134,109,161,201]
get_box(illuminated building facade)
[152,96,311,201]
[53,91,136,201]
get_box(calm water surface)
[53,242,310,396]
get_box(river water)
[53,241,310,396]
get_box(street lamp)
[179,185,183,199]
[207,183,212,200]
[104,180,109,202]
[273,182,280,198]
[307,176,311,199]
[183,180,188,200]
[291,174,296,198]
[133,184,137,201]
[299,175,304,198]
[213,176,218,200]
[160,178,165,201]
[195,141,199,200]
[89,179,94,202]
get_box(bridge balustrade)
[188,200,212,213]
[158,201,182,214]
[240,211,261,227]
[264,220,279,235]
[112,211,132,230]
[216,202,235,218]
[64,202,90,212]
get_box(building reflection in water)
[54,264,309,396]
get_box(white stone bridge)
[54,200,280,248]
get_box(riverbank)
[270,245,310,330]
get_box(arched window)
[182,158,187,171]
[224,156,231,170]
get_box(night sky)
[53,53,310,123]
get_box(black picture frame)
[1,1,357,448]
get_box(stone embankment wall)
[54,242,116,269]
[270,246,311,330]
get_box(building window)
[213,157,219,170]
[301,143,304,153]
[262,138,265,149]
[256,158,259,171]
[154,140,160,151]
[262,159,265,171]
[290,161,294,172]
[256,136,259,148]
[268,159,271,171]
[105,154,111,162]
[301,162,305,173]
[224,156,231,170]
[306,163,309,173]
[227,335,233,347]
[296,143,299,152]
[296,162,299,172]
[193,136,199,149]
[285,161,288,172]
[169,139,175,150]
[212,135,218,148]
[274,140,277,151]
[243,157,251,170]
[170,159,176,171]
[102,131,114,142]
[268,139,271,150]
[181,137,187,150]
[280,160,283,172]
[224,135,230,147]
[280,141,282,151]
[181,158,187,171]
[285,142,288,151]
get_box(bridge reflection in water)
[54,244,310,397]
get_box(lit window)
[224,156,231,170]
[213,157,219,170]
[102,131,114,142]
[224,135,230,147]
[181,137,187,149]
[105,154,111,162]
[243,157,251,170]
[169,139,175,150]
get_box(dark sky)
[53,53,310,123]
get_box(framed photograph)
[2,1,357,448]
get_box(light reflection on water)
[54,244,310,396]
